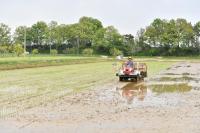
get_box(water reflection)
[119,82,147,104]
[118,81,192,105]
[116,70,197,107]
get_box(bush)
[82,48,93,56]
[63,48,76,54]
[50,49,58,55]
[109,47,122,56]
[32,49,39,54]
[0,46,9,54]
[13,44,24,56]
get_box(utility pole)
[49,28,52,54]
[132,36,135,56]
[77,36,79,55]
[24,27,26,54]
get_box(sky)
[1,0,200,35]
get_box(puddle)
[164,73,179,75]
[182,72,190,75]
[149,83,192,94]
[116,82,186,107]
[117,77,193,107]
[119,82,147,104]
[152,76,195,82]
[100,70,198,108]
[175,66,182,68]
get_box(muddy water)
[118,82,147,104]
[117,75,195,107]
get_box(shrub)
[63,48,76,54]
[13,44,24,56]
[7,45,14,53]
[32,49,39,54]
[82,48,93,56]
[109,47,122,56]
[0,46,9,54]
[50,49,58,55]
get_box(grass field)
[0,57,173,118]
[0,56,110,70]
[0,55,199,71]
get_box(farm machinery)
[116,62,147,81]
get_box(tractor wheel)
[124,77,129,81]
[136,75,140,82]
[141,72,147,78]
[119,77,123,81]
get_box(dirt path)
[1,62,200,133]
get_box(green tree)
[93,26,123,55]
[175,18,194,48]
[54,24,69,49]
[92,28,108,54]
[66,17,103,54]
[135,28,148,51]
[193,21,200,50]
[14,26,32,44]
[31,21,48,45]
[0,23,11,45]
[79,16,103,40]
[46,21,58,51]
[123,34,135,55]
[145,18,167,47]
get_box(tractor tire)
[136,75,140,82]
[141,72,147,78]
[143,72,147,77]
[119,77,123,81]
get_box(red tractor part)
[123,67,134,75]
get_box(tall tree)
[78,17,103,48]
[123,34,135,55]
[175,18,194,48]
[31,21,48,45]
[193,21,200,50]
[0,23,11,45]
[145,18,167,47]
[14,26,32,45]
[135,28,148,51]
[93,26,123,55]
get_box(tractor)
[116,62,147,81]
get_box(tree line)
[137,18,200,56]
[0,17,200,56]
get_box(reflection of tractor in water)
[116,62,147,82]
[120,82,147,104]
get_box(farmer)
[126,56,134,68]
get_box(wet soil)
[1,62,200,133]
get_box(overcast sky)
[1,0,200,35]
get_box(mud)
[1,62,200,133]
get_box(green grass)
[0,57,174,118]
[0,54,199,71]
[124,56,200,62]
[145,62,173,76]
[0,56,110,70]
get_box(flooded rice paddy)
[114,71,199,108]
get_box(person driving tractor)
[126,56,134,68]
